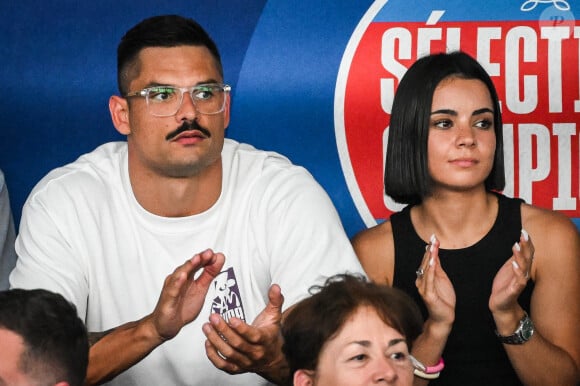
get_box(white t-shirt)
[11,139,364,386]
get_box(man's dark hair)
[0,289,89,386]
[281,274,423,379]
[385,51,505,205]
[117,14,223,94]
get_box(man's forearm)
[85,315,164,385]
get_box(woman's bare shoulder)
[521,203,580,274]
[521,203,579,241]
[351,221,395,284]
[519,205,580,369]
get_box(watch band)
[495,311,534,345]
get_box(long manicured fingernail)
[512,260,520,269]
[430,234,436,252]
[429,257,435,266]
[521,229,529,241]
[514,242,521,251]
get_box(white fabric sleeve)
[11,185,89,320]
[259,166,365,309]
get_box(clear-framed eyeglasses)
[124,83,231,117]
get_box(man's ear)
[109,95,131,135]
[293,369,315,386]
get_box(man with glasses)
[10,14,364,386]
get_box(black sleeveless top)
[392,193,534,385]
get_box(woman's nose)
[456,124,477,147]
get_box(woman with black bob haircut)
[352,51,580,385]
[282,273,424,386]
[385,51,504,205]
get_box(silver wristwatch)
[495,311,534,344]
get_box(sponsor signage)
[336,0,580,226]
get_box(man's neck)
[128,157,223,217]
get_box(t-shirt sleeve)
[259,167,365,310]
[11,182,88,320]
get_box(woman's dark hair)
[385,51,505,205]
[0,289,89,386]
[117,14,223,94]
[281,274,423,379]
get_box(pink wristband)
[424,357,445,374]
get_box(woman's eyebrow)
[388,338,406,347]
[430,107,493,116]
[472,107,494,116]
[350,338,406,348]
[431,109,456,116]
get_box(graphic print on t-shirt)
[210,267,246,323]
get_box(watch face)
[521,317,534,340]
[496,313,534,344]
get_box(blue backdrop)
[0,0,374,236]
[1,0,579,237]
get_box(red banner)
[342,21,580,222]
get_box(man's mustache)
[165,120,212,141]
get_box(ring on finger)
[416,267,425,279]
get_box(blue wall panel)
[1,0,579,237]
